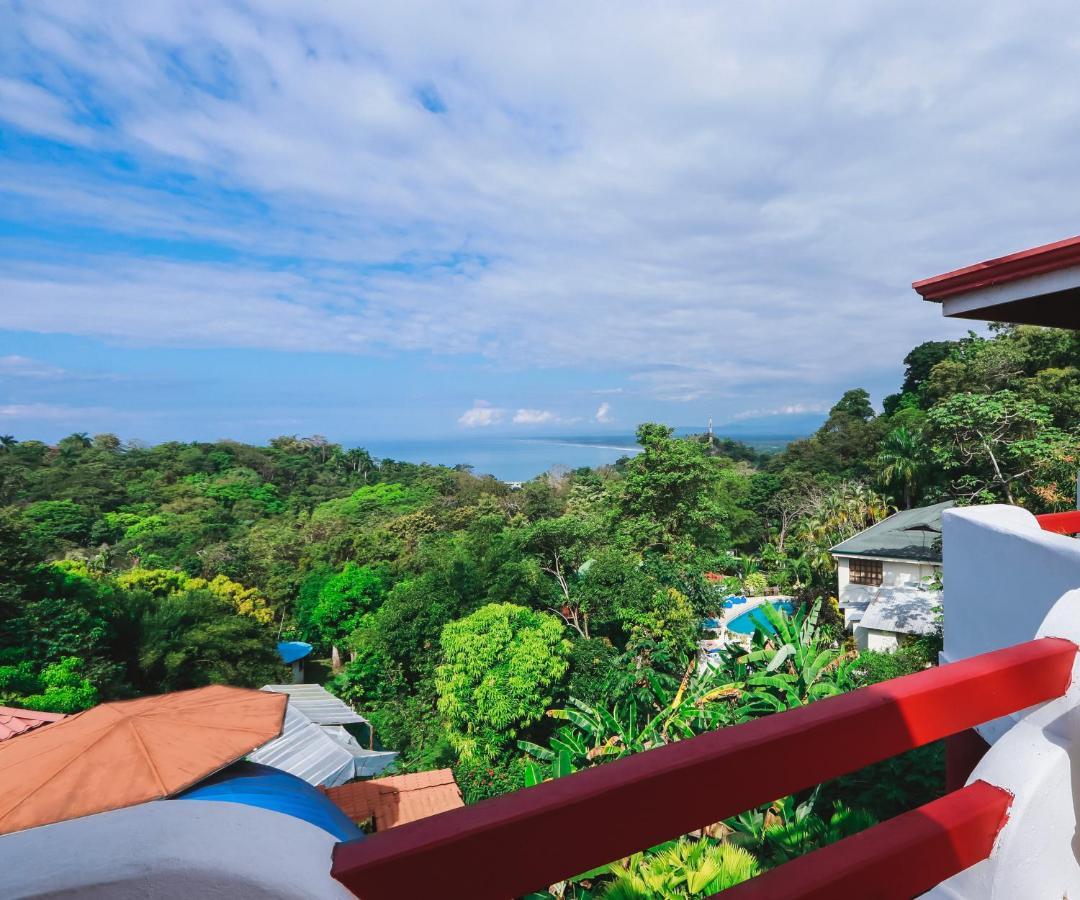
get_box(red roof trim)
[913,235,1080,301]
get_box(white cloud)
[0,0,1064,413]
[513,408,557,424]
[0,403,113,419]
[731,403,828,421]
[0,356,68,379]
[458,400,505,427]
[595,402,614,423]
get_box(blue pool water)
[725,600,796,635]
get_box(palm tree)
[0,435,15,453]
[877,426,927,509]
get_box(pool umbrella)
[0,684,287,836]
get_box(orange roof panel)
[323,769,464,830]
[0,685,286,835]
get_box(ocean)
[357,432,799,482]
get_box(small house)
[830,501,950,652]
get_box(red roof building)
[0,706,64,743]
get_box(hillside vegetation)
[0,324,1077,888]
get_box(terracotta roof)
[0,686,286,836]
[0,707,64,742]
[322,769,464,830]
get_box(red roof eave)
[913,234,1080,302]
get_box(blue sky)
[2,2,1079,444]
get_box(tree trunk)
[331,644,343,672]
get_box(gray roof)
[249,704,398,787]
[261,683,368,726]
[858,587,941,636]
[830,501,954,563]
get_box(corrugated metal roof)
[261,684,368,725]
[830,501,953,562]
[322,769,463,830]
[248,704,397,788]
[858,587,941,636]
[0,706,64,742]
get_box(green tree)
[618,424,737,558]
[876,426,929,509]
[0,656,99,713]
[22,499,95,547]
[436,602,570,761]
[310,563,388,669]
[136,589,281,692]
[927,390,1072,506]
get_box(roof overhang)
[832,551,942,566]
[913,235,1080,329]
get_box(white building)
[831,501,951,652]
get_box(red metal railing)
[1037,510,1080,535]
[719,780,1011,900]
[332,638,1075,899]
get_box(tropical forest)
[3,324,1079,896]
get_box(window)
[849,558,883,586]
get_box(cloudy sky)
[1,1,1078,443]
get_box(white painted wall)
[926,586,1080,899]
[836,555,939,605]
[853,627,900,653]
[942,504,1080,744]
[0,799,356,899]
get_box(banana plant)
[735,600,856,717]
[726,788,875,867]
[519,666,743,785]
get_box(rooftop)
[913,234,1080,328]
[261,684,367,726]
[0,707,64,743]
[323,769,463,831]
[830,500,953,562]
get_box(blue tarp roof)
[175,761,364,842]
[277,641,313,664]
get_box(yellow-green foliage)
[114,567,275,625]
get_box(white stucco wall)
[0,799,356,899]
[853,627,900,653]
[942,504,1080,743]
[927,586,1080,899]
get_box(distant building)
[830,501,950,652]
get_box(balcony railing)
[1036,510,1080,535]
[331,637,1075,899]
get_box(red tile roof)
[322,769,464,830]
[0,706,64,742]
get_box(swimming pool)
[725,600,796,635]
